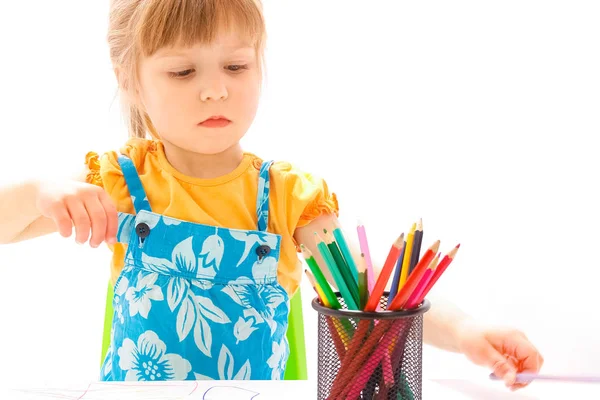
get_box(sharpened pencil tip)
[456,243,461,249]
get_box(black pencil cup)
[311,292,430,400]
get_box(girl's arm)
[0,169,118,246]
[294,213,470,352]
[0,179,54,244]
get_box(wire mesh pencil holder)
[311,293,430,400]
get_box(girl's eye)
[169,69,194,78]
[226,64,248,72]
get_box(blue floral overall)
[100,155,290,381]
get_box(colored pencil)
[332,319,394,398]
[358,252,369,310]
[345,325,398,398]
[314,233,359,310]
[420,243,460,298]
[305,269,347,358]
[344,320,411,399]
[408,218,423,275]
[356,221,376,294]
[331,237,412,396]
[388,240,406,301]
[364,234,404,312]
[330,238,446,397]
[388,240,440,311]
[404,252,440,309]
[300,244,340,309]
[398,222,417,289]
[323,229,360,307]
[305,268,330,307]
[332,226,359,284]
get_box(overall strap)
[256,160,274,232]
[117,155,152,214]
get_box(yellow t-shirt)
[85,138,338,296]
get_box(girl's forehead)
[154,30,254,56]
[153,42,254,60]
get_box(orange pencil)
[420,244,460,298]
[388,240,440,311]
[364,234,404,312]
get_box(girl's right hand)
[35,181,118,247]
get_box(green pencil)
[358,253,369,310]
[300,244,341,309]
[332,227,359,285]
[324,229,360,307]
[315,233,359,310]
[301,244,354,337]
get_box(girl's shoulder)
[84,137,159,194]
[261,158,339,228]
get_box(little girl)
[0,0,542,389]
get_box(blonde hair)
[107,0,267,138]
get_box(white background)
[0,0,599,394]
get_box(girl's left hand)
[456,321,544,391]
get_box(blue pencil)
[388,241,406,303]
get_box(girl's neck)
[161,141,245,180]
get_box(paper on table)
[489,372,600,384]
[432,377,600,400]
[431,379,541,400]
[0,381,305,400]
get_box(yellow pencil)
[398,222,416,289]
[305,268,331,308]
[305,269,349,349]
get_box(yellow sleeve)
[280,162,339,230]
[83,138,153,214]
[84,151,103,187]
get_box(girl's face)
[136,29,261,155]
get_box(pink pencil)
[404,252,440,309]
[357,221,376,294]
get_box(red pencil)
[364,234,404,312]
[388,240,440,311]
[420,244,460,298]
[404,252,440,309]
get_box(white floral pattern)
[199,228,224,271]
[141,236,216,277]
[117,331,192,381]
[218,344,252,380]
[229,231,278,267]
[124,272,164,319]
[233,316,259,344]
[266,339,287,380]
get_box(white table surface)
[2,377,600,399]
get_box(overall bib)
[100,155,290,381]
